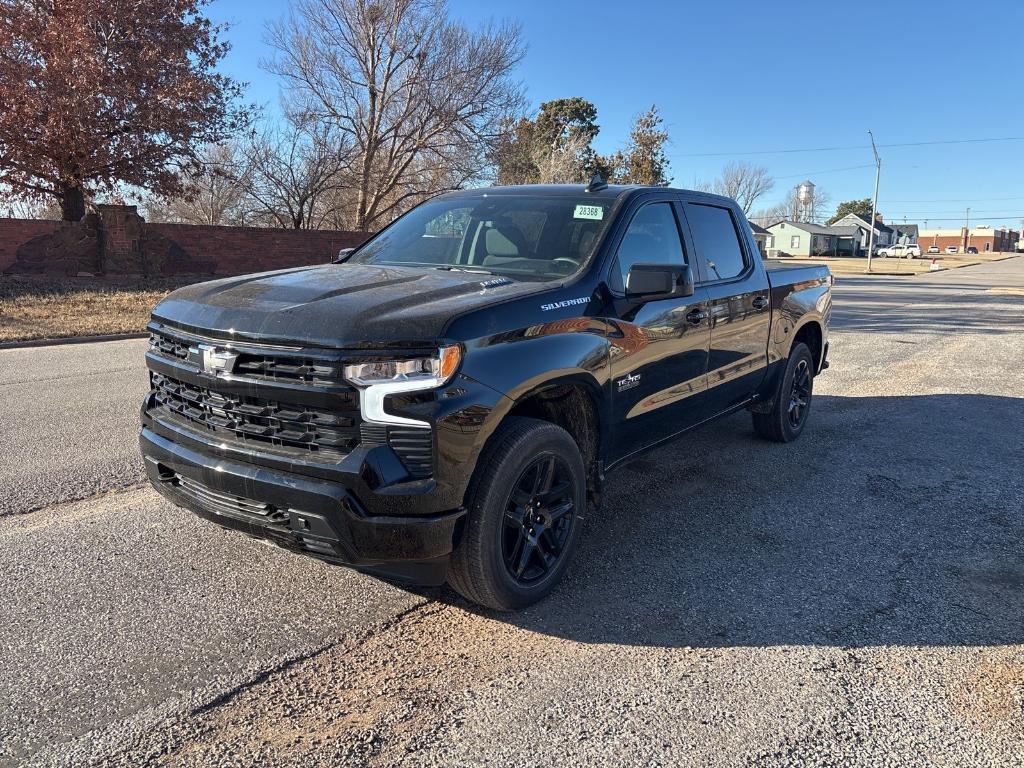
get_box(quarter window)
[615,202,687,290]
[685,203,748,281]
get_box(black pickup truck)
[140,181,831,610]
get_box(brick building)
[917,226,1020,254]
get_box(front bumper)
[140,427,464,585]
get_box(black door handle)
[685,309,708,326]
[752,296,769,310]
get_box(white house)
[829,213,895,255]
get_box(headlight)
[345,345,462,428]
[344,345,462,388]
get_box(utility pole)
[966,207,971,252]
[866,130,881,273]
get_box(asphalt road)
[0,338,149,515]
[2,257,1022,767]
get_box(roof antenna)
[585,173,607,193]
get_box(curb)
[0,331,149,350]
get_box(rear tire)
[752,342,814,443]
[448,417,585,611]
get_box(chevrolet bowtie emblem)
[189,344,239,375]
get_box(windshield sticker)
[573,204,604,221]
[540,297,589,311]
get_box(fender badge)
[616,372,641,391]
[540,296,589,311]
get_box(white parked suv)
[878,243,923,259]
[945,245,959,254]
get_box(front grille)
[151,372,359,459]
[149,331,191,361]
[233,355,344,386]
[146,324,435,478]
[174,473,290,529]
[148,327,345,387]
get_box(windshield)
[349,194,617,281]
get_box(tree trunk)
[60,184,86,221]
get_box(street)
[2,258,1023,767]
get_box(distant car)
[877,244,922,259]
[927,245,940,254]
[966,246,979,254]
[945,245,959,254]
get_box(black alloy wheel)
[501,454,575,585]
[448,416,586,611]
[751,341,814,443]
[787,358,811,430]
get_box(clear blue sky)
[208,0,1023,226]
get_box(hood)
[152,263,550,348]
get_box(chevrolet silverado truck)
[140,180,831,610]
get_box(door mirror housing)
[625,263,695,301]
[333,247,356,264]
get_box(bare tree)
[0,187,61,219]
[748,202,790,228]
[705,162,775,213]
[749,184,832,227]
[266,0,525,231]
[157,143,252,225]
[242,113,351,229]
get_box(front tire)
[752,342,814,443]
[448,417,585,611]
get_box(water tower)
[796,180,815,222]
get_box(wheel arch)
[482,373,606,509]
[791,319,824,374]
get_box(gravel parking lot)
[1,258,1022,767]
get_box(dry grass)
[770,251,1019,277]
[0,275,200,343]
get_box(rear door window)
[684,203,748,282]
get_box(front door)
[606,201,711,461]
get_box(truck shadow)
[446,393,1024,648]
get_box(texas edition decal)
[616,372,641,392]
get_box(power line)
[881,208,1024,216]
[674,136,1024,158]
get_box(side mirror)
[333,247,356,264]
[625,263,695,301]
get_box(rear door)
[605,198,711,460]
[681,200,771,414]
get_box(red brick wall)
[2,213,370,276]
[147,223,369,275]
[0,218,61,272]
